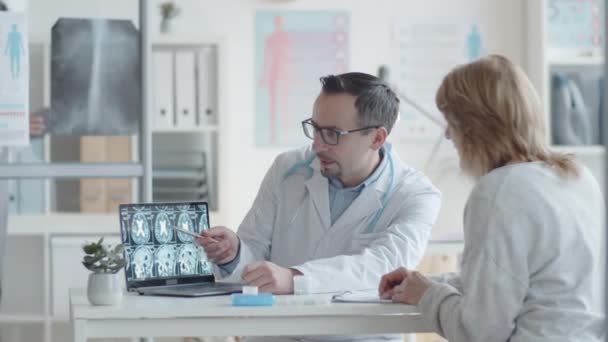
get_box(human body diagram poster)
[255,11,349,147]
[0,12,28,146]
[390,21,480,143]
[390,21,482,242]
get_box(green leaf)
[82,237,126,273]
[83,242,100,255]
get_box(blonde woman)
[379,55,604,341]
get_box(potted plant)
[159,1,180,34]
[82,237,126,305]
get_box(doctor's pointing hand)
[196,226,239,264]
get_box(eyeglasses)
[301,119,380,146]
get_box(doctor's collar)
[328,146,388,191]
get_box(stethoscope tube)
[282,146,395,233]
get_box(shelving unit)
[149,35,224,211]
[549,56,604,67]
[0,214,121,342]
[1,21,226,342]
[552,144,606,155]
[526,0,605,188]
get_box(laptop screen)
[119,202,214,288]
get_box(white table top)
[70,288,420,320]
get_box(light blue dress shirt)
[327,147,388,225]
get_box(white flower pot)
[87,273,123,306]
[160,18,173,34]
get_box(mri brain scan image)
[154,212,172,244]
[198,213,209,232]
[131,212,151,245]
[176,213,194,243]
[177,244,198,275]
[132,246,154,279]
[198,246,212,274]
[125,247,132,272]
[154,245,176,277]
[121,203,211,283]
[121,221,128,242]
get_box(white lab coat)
[216,143,441,342]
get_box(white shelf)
[153,170,206,179]
[152,125,219,133]
[7,214,120,236]
[151,34,224,46]
[551,145,606,156]
[0,313,46,323]
[153,186,208,194]
[548,56,604,67]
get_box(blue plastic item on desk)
[231,293,276,306]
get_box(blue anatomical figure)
[467,25,482,61]
[5,24,24,79]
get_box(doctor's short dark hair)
[319,72,400,134]
[0,1,8,11]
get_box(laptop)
[119,201,243,297]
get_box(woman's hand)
[379,267,408,299]
[379,267,434,305]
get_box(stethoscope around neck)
[282,146,396,234]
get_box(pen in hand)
[172,226,219,243]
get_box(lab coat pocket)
[349,232,384,254]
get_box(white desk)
[69,289,426,341]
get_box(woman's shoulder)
[470,161,600,219]
[473,162,561,197]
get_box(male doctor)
[198,72,440,301]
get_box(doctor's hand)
[379,267,433,305]
[195,226,239,265]
[241,261,302,294]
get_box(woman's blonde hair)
[435,54,578,179]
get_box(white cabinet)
[1,215,124,342]
[50,235,122,320]
[526,0,605,189]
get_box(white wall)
[152,0,526,238]
[27,0,527,239]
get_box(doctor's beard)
[318,154,341,178]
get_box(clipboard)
[331,291,393,304]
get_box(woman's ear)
[371,127,388,150]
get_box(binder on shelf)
[152,51,175,129]
[175,50,197,129]
[197,46,218,126]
